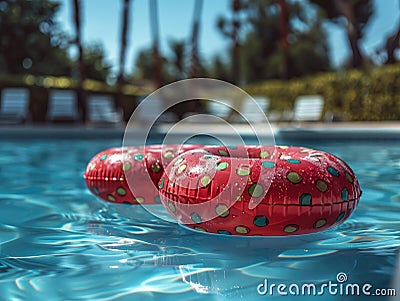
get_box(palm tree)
[190,0,203,78]
[117,0,131,116]
[149,0,162,87]
[72,0,86,122]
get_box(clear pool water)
[1,136,399,300]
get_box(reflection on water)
[0,139,399,300]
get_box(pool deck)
[0,121,399,141]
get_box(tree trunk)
[72,0,87,122]
[231,0,241,85]
[385,22,400,64]
[149,0,162,87]
[334,0,363,68]
[117,0,131,118]
[279,0,289,80]
[190,0,203,78]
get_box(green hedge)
[246,64,400,121]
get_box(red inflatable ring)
[84,145,361,236]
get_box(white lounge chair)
[207,98,234,121]
[234,95,270,123]
[134,96,178,124]
[292,95,324,122]
[0,88,30,124]
[87,94,124,125]
[47,89,79,123]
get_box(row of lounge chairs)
[0,87,325,125]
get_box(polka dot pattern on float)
[235,225,250,234]
[300,193,312,206]
[215,204,230,218]
[253,215,269,227]
[248,183,264,198]
[314,218,327,228]
[284,224,299,233]
[287,172,302,184]
[85,144,361,236]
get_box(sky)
[55,0,400,78]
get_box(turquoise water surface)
[0,136,399,300]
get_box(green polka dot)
[100,154,108,161]
[262,161,275,168]
[299,193,312,206]
[215,204,230,218]
[92,187,100,195]
[284,224,298,233]
[154,196,161,203]
[173,157,184,166]
[168,200,176,212]
[134,153,144,161]
[158,178,165,189]
[193,226,207,232]
[235,225,250,234]
[122,162,132,172]
[327,166,340,177]
[336,212,345,222]
[316,179,328,192]
[260,151,270,158]
[314,218,327,228]
[107,194,116,202]
[200,175,211,187]
[253,215,269,227]
[236,167,251,176]
[341,188,349,201]
[151,163,161,173]
[248,183,264,198]
[177,164,187,174]
[287,172,302,184]
[116,187,126,196]
[135,197,144,204]
[164,151,174,158]
[217,230,231,235]
[345,172,354,183]
[216,162,229,171]
[191,212,202,224]
[218,149,229,156]
[286,159,301,164]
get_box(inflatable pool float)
[84,145,361,236]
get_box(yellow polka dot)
[134,197,144,204]
[314,218,327,228]
[122,162,131,172]
[284,224,298,233]
[215,204,230,217]
[345,172,354,183]
[193,226,207,232]
[259,151,270,158]
[316,179,328,192]
[107,194,116,202]
[177,164,187,175]
[200,175,211,187]
[279,146,289,149]
[248,183,264,198]
[287,172,302,184]
[236,167,251,176]
[164,151,174,158]
[235,225,250,234]
[116,187,126,196]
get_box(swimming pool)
[0,134,399,300]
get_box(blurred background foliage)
[0,0,400,121]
